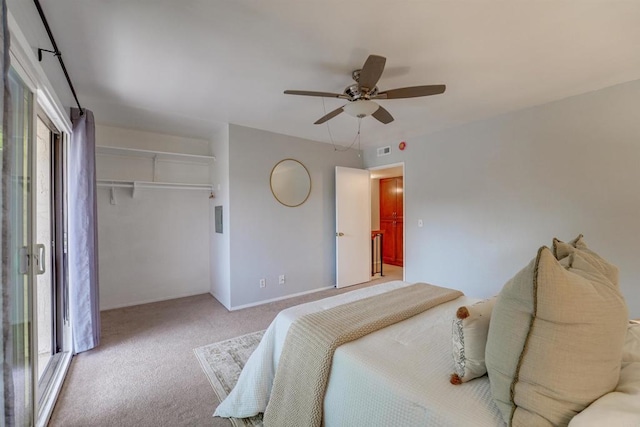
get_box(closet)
[379,176,403,266]
[94,126,215,310]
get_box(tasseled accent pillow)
[451,297,496,384]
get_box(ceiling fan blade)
[284,90,348,99]
[314,106,344,125]
[375,84,446,99]
[358,55,386,91]
[371,105,394,124]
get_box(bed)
[215,281,504,425]
[215,238,640,426]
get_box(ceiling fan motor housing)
[344,83,378,100]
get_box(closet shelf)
[97,179,213,198]
[96,145,216,164]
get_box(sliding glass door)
[34,113,68,415]
[2,62,69,426]
[35,117,53,383]
[4,65,36,427]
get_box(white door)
[336,166,371,288]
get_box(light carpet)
[49,265,401,426]
[195,330,266,427]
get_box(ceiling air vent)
[377,146,391,157]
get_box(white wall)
[97,125,210,155]
[226,125,362,309]
[209,125,231,309]
[364,79,640,318]
[371,177,380,230]
[96,125,213,309]
[7,3,75,111]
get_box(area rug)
[194,330,265,427]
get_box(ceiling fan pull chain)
[322,98,339,150]
[357,118,362,157]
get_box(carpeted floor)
[48,265,402,426]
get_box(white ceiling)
[30,1,640,147]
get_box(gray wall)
[364,79,640,318]
[227,125,362,308]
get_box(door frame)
[368,162,405,282]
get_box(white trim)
[227,285,335,311]
[99,290,210,311]
[368,161,404,172]
[96,145,216,164]
[8,12,71,132]
[36,352,72,427]
[209,289,231,311]
[38,88,72,135]
[97,180,213,192]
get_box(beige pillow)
[450,297,496,384]
[553,234,619,285]
[485,247,628,426]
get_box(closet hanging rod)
[33,0,84,115]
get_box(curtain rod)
[33,0,84,115]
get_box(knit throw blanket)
[262,282,463,427]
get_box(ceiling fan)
[284,55,446,125]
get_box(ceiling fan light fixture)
[343,100,379,118]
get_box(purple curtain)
[1,0,13,423]
[69,108,100,353]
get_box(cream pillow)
[553,234,619,285]
[485,247,628,426]
[450,297,496,384]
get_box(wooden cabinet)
[379,177,403,266]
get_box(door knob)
[336,232,345,237]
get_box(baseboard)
[209,290,231,311]
[228,285,335,311]
[100,289,209,311]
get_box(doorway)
[369,163,404,282]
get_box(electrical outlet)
[279,275,285,285]
[259,278,266,288]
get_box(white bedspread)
[214,281,504,425]
[569,322,640,426]
[322,289,504,426]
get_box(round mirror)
[270,159,311,207]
